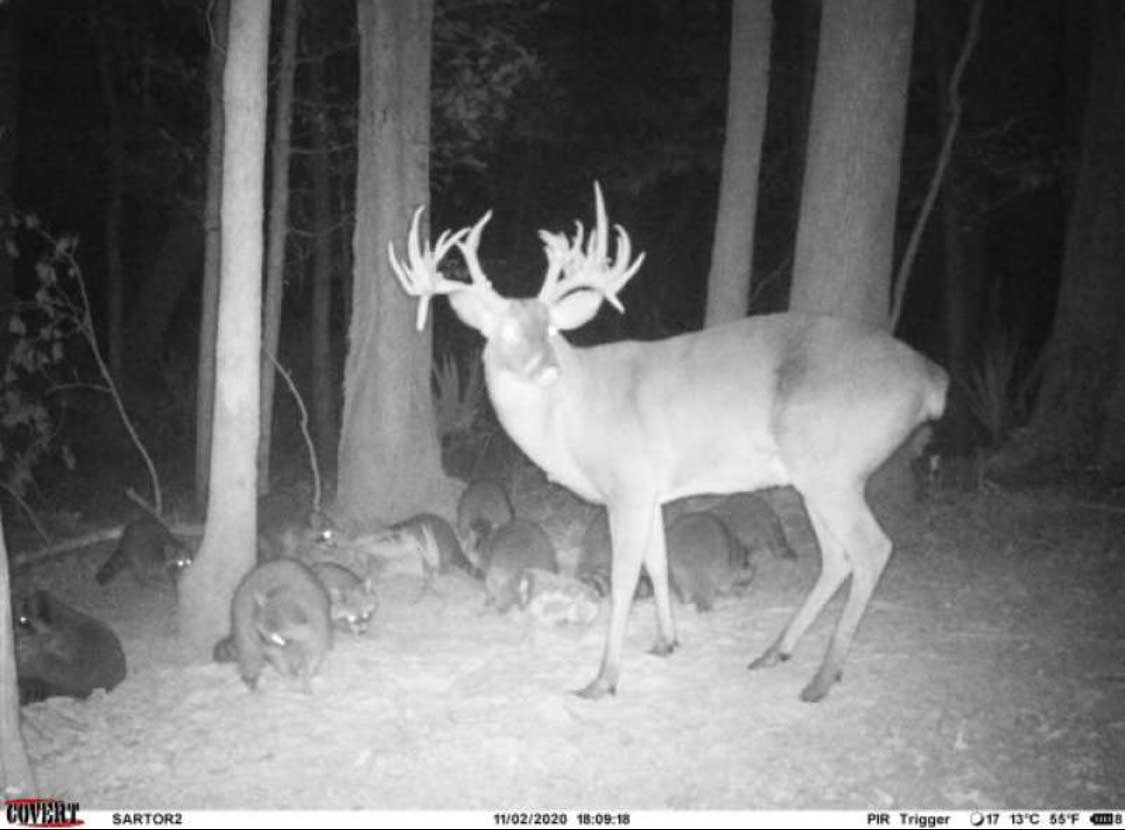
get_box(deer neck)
[482,332,604,501]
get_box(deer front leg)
[643,510,677,657]
[576,500,654,699]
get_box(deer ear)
[448,291,508,339]
[546,288,605,332]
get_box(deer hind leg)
[749,498,850,673]
[800,491,892,701]
[577,500,658,699]
[751,485,893,702]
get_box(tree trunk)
[790,0,915,328]
[1025,0,1125,469]
[337,0,457,528]
[179,0,270,655]
[259,0,301,495]
[309,52,337,472]
[703,0,772,327]
[761,0,818,312]
[0,512,36,797]
[935,0,987,455]
[123,210,203,387]
[94,9,125,380]
[195,0,229,511]
[786,0,819,213]
[1099,333,1125,473]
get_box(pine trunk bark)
[258,0,301,494]
[1025,0,1125,469]
[790,0,916,328]
[336,0,458,528]
[179,0,271,655]
[195,0,229,510]
[703,1,772,327]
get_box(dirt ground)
[9,482,1124,811]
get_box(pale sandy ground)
[13,487,1123,811]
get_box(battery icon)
[1090,814,1118,826]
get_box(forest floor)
[8,478,1125,812]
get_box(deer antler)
[387,205,474,331]
[536,182,645,312]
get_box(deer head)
[389,183,645,386]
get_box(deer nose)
[522,347,559,386]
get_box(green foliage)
[432,350,485,442]
[0,212,163,510]
[432,0,542,187]
[963,329,1038,447]
[1,215,84,497]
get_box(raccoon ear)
[362,577,376,593]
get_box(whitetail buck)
[389,184,948,701]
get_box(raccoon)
[390,512,478,577]
[224,558,332,692]
[456,480,514,565]
[666,512,755,612]
[575,509,654,600]
[95,516,193,588]
[258,516,336,563]
[309,561,378,635]
[481,518,558,612]
[707,493,796,561]
[14,590,127,704]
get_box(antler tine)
[455,209,495,289]
[535,182,644,312]
[387,205,471,331]
[589,181,608,264]
[536,227,575,302]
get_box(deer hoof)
[798,667,842,703]
[747,643,789,671]
[574,678,616,700]
[649,639,678,658]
